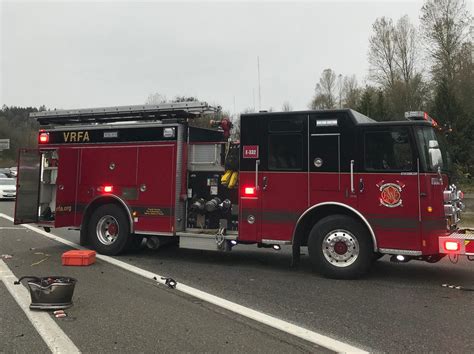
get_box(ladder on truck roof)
[31,101,221,126]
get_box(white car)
[0,178,17,199]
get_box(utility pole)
[252,89,255,112]
[257,56,261,110]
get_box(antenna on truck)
[31,101,221,126]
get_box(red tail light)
[39,132,49,144]
[243,186,256,196]
[444,241,459,252]
[103,185,113,193]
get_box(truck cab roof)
[242,108,434,127]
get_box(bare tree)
[282,101,292,112]
[421,0,470,81]
[342,75,360,108]
[173,96,199,102]
[369,15,427,117]
[145,93,167,105]
[368,17,398,88]
[337,74,343,108]
[421,0,471,128]
[394,15,418,84]
[311,68,337,109]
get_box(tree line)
[310,0,472,179]
[0,106,42,165]
[0,0,471,180]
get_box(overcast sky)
[1,0,430,114]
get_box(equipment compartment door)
[310,134,340,192]
[55,148,80,227]
[259,114,308,241]
[135,144,177,233]
[14,149,41,224]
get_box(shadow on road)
[122,243,474,287]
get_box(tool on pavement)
[442,283,474,292]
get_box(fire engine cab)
[14,103,472,279]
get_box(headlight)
[444,204,455,216]
[443,190,454,202]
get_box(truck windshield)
[415,126,450,173]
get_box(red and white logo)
[376,181,405,208]
[243,145,259,159]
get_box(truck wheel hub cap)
[334,241,348,254]
[322,230,359,268]
[96,215,120,245]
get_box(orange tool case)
[62,250,96,266]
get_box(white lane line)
[0,260,80,353]
[0,213,367,353]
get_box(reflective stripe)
[76,203,173,216]
[240,209,299,223]
[369,218,419,229]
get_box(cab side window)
[268,134,302,170]
[364,129,414,171]
[267,117,304,171]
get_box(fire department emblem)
[377,181,405,208]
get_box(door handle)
[255,160,260,190]
[350,160,355,193]
[262,176,268,191]
[359,178,364,193]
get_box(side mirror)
[428,140,442,169]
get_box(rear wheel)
[308,215,373,279]
[88,204,130,255]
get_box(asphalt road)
[1,200,473,352]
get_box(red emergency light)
[39,132,49,144]
[103,185,113,193]
[444,241,459,252]
[243,186,256,197]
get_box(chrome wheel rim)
[96,215,119,245]
[322,229,359,267]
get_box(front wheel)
[308,215,373,279]
[88,204,131,255]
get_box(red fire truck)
[14,102,472,278]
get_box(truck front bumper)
[439,229,474,256]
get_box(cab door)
[357,126,421,251]
[14,149,42,224]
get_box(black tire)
[307,215,373,279]
[88,204,131,255]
